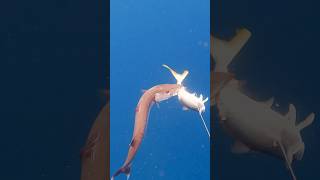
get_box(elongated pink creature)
[111,84,182,180]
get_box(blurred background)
[212,0,320,179]
[0,0,108,179]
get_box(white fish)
[217,80,315,180]
[162,64,210,138]
[178,87,208,114]
[178,87,210,137]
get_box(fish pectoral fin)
[231,141,250,154]
[285,104,297,123]
[182,106,189,111]
[297,112,315,131]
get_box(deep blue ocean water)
[110,0,210,179]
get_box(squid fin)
[297,113,315,131]
[162,64,188,85]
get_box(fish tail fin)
[297,113,315,131]
[111,165,131,180]
[162,64,188,85]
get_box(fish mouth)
[198,104,205,113]
[289,141,305,161]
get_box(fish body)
[217,80,315,180]
[162,64,210,137]
[178,87,208,113]
[111,84,181,180]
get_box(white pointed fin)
[285,104,296,123]
[162,64,188,85]
[231,141,250,154]
[203,97,208,103]
[263,97,274,107]
[297,113,315,131]
[200,94,203,101]
[231,28,252,46]
[212,28,251,72]
[180,70,189,84]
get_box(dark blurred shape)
[81,90,109,180]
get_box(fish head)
[293,132,306,160]
[198,103,206,113]
[198,96,208,113]
[290,112,314,161]
[198,93,208,112]
[284,132,305,162]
